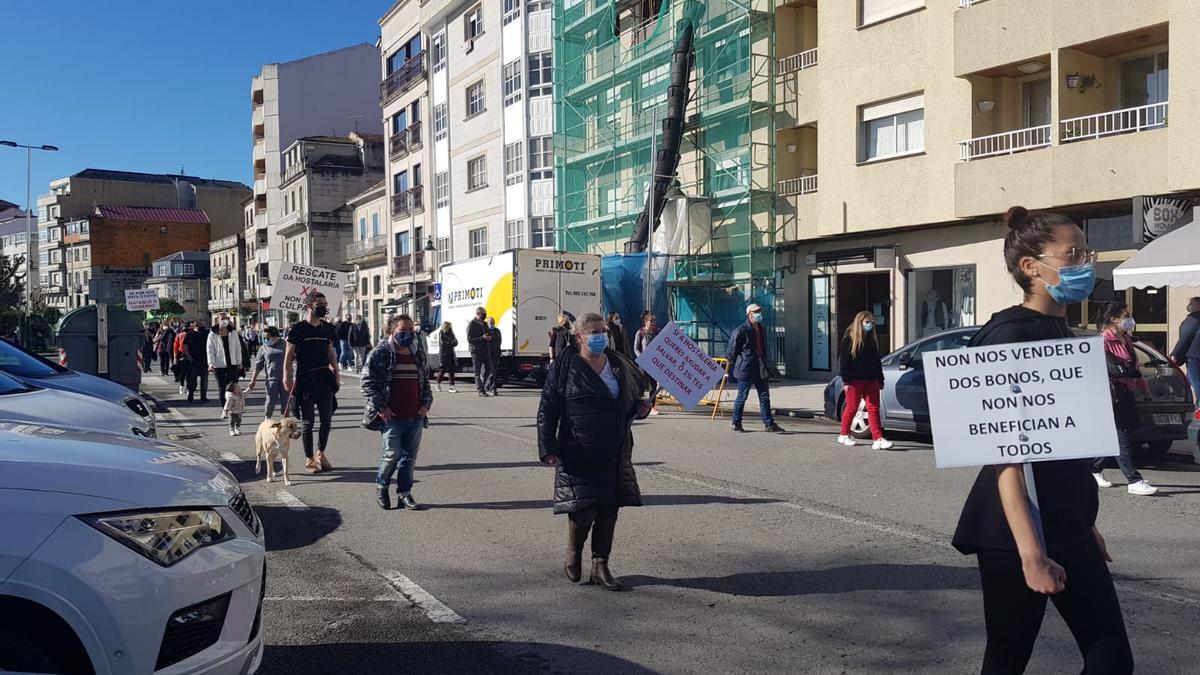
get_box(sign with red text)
[124,288,161,312]
[924,336,1117,469]
[635,321,724,411]
[270,263,345,315]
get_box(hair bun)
[1003,206,1030,230]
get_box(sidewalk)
[698,377,829,421]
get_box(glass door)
[1023,79,1051,128]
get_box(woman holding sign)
[1092,301,1157,496]
[952,206,1133,674]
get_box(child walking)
[224,382,246,436]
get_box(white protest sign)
[925,336,1118,469]
[270,263,345,315]
[124,288,161,312]
[634,321,725,411]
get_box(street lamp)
[1,140,59,345]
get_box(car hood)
[22,370,148,410]
[0,387,150,437]
[0,423,240,508]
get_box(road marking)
[220,451,241,462]
[265,595,404,602]
[381,570,466,624]
[274,489,309,511]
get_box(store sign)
[925,336,1118,469]
[1135,195,1193,244]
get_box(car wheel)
[0,608,93,674]
[1143,440,1173,458]
[848,400,872,440]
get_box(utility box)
[56,304,144,391]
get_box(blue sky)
[0,1,385,208]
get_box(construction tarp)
[600,253,670,329]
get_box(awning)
[1113,220,1200,290]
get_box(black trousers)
[214,366,241,406]
[471,351,494,393]
[976,543,1133,674]
[158,352,171,376]
[297,371,335,458]
[186,362,209,399]
[568,507,619,561]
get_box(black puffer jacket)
[537,346,646,514]
[839,336,884,383]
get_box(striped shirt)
[387,351,422,417]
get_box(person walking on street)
[725,304,785,433]
[837,311,892,450]
[183,321,211,402]
[283,293,341,474]
[435,321,459,393]
[362,314,433,511]
[206,316,244,412]
[241,322,261,366]
[468,308,495,397]
[246,326,290,418]
[607,312,630,358]
[1170,296,1200,403]
[173,322,190,395]
[952,206,1133,674]
[486,317,502,395]
[537,312,651,591]
[155,323,175,377]
[1092,302,1157,496]
[224,382,246,437]
[634,312,661,414]
[141,326,155,373]
[549,313,575,363]
[350,315,372,370]
[336,316,354,370]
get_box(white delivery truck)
[429,249,602,386]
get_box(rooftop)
[0,218,31,237]
[154,250,210,264]
[94,204,212,224]
[298,135,359,145]
[72,168,250,191]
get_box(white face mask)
[1119,317,1136,332]
[863,322,875,333]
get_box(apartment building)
[34,170,246,310]
[276,133,385,276]
[345,180,388,340]
[248,44,383,307]
[145,252,210,321]
[773,0,1200,377]
[209,233,251,320]
[0,201,34,295]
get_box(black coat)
[838,336,884,383]
[550,325,575,359]
[725,321,766,382]
[467,318,489,354]
[537,347,646,514]
[438,330,458,371]
[1171,312,1200,361]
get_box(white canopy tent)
[1113,218,1200,290]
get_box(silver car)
[0,370,153,438]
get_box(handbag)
[758,358,780,381]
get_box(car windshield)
[0,370,35,395]
[0,340,68,377]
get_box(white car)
[0,423,265,674]
[0,369,155,438]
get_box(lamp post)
[1,140,59,346]
[422,237,436,323]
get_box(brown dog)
[254,417,302,486]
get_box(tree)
[0,254,26,311]
[157,298,186,316]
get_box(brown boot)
[565,520,588,582]
[589,559,622,591]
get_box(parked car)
[824,327,1195,456]
[0,369,155,438]
[0,338,156,435]
[1188,409,1200,464]
[0,423,265,674]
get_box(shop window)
[907,267,975,342]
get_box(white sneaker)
[837,435,856,447]
[448,387,458,393]
[435,383,442,392]
[1127,480,1158,496]
[873,438,895,450]
[1092,472,1114,488]
[179,385,186,395]
[221,411,227,419]
[229,429,236,437]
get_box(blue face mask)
[393,331,415,348]
[1040,261,1096,305]
[863,322,874,333]
[750,312,763,324]
[586,333,609,352]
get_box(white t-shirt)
[599,360,620,398]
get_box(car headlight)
[81,510,234,566]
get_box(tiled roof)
[357,133,385,142]
[94,204,211,224]
[72,168,250,191]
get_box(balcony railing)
[390,187,425,217]
[410,185,424,213]
[393,253,427,277]
[242,289,257,301]
[958,124,1051,161]
[380,55,427,106]
[407,121,423,151]
[778,174,818,196]
[958,0,989,7]
[778,48,818,75]
[1060,102,1168,143]
[390,131,410,159]
[212,265,231,280]
[346,235,388,261]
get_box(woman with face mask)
[837,311,891,450]
[952,207,1133,674]
[283,292,341,473]
[537,312,651,591]
[1091,302,1157,496]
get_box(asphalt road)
[143,372,1200,674]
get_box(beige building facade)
[345,180,389,342]
[775,0,1200,378]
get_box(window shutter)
[861,93,924,121]
[861,0,924,26]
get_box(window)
[528,53,552,97]
[503,0,521,24]
[528,0,549,10]
[503,60,523,106]
[437,237,450,266]
[359,217,367,241]
[392,110,408,134]
[470,227,488,257]
[185,287,196,302]
[372,213,380,236]
[465,6,484,40]
[435,172,450,208]
[373,275,382,294]
[432,32,447,72]
[396,231,411,256]
[860,93,924,162]
[361,278,368,296]
[387,33,423,74]
[412,164,423,188]
[859,0,924,27]
[504,142,524,185]
[467,81,485,117]
[434,103,448,140]
[505,219,526,249]
[299,185,305,211]
[182,263,195,275]
[1121,51,1169,108]
[467,156,488,190]
[907,267,975,343]
[531,216,555,248]
[82,246,89,260]
[394,170,409,194]
[529,136,553,179]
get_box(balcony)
[1060,102,1167,144]
[407,121,423,151]
[253,139,266,164]
[252,76,264,105]
[392,253,427,277]
[778,47,817,75]
[777,174,818,196]
[242,288,257,301]
[958,125,1051,161]
[252,105,264,130]
[254,177,266,197]
[958,0,988,6]
[212,265,232,280]
[390,121,424,160]
[390,187,425,217]
[346,235,388,263]
[380,55,427,107]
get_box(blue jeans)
[339,339,353,366]
[732,376,774,428]
[378,417,424,493]
[1187,358,1200,405]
